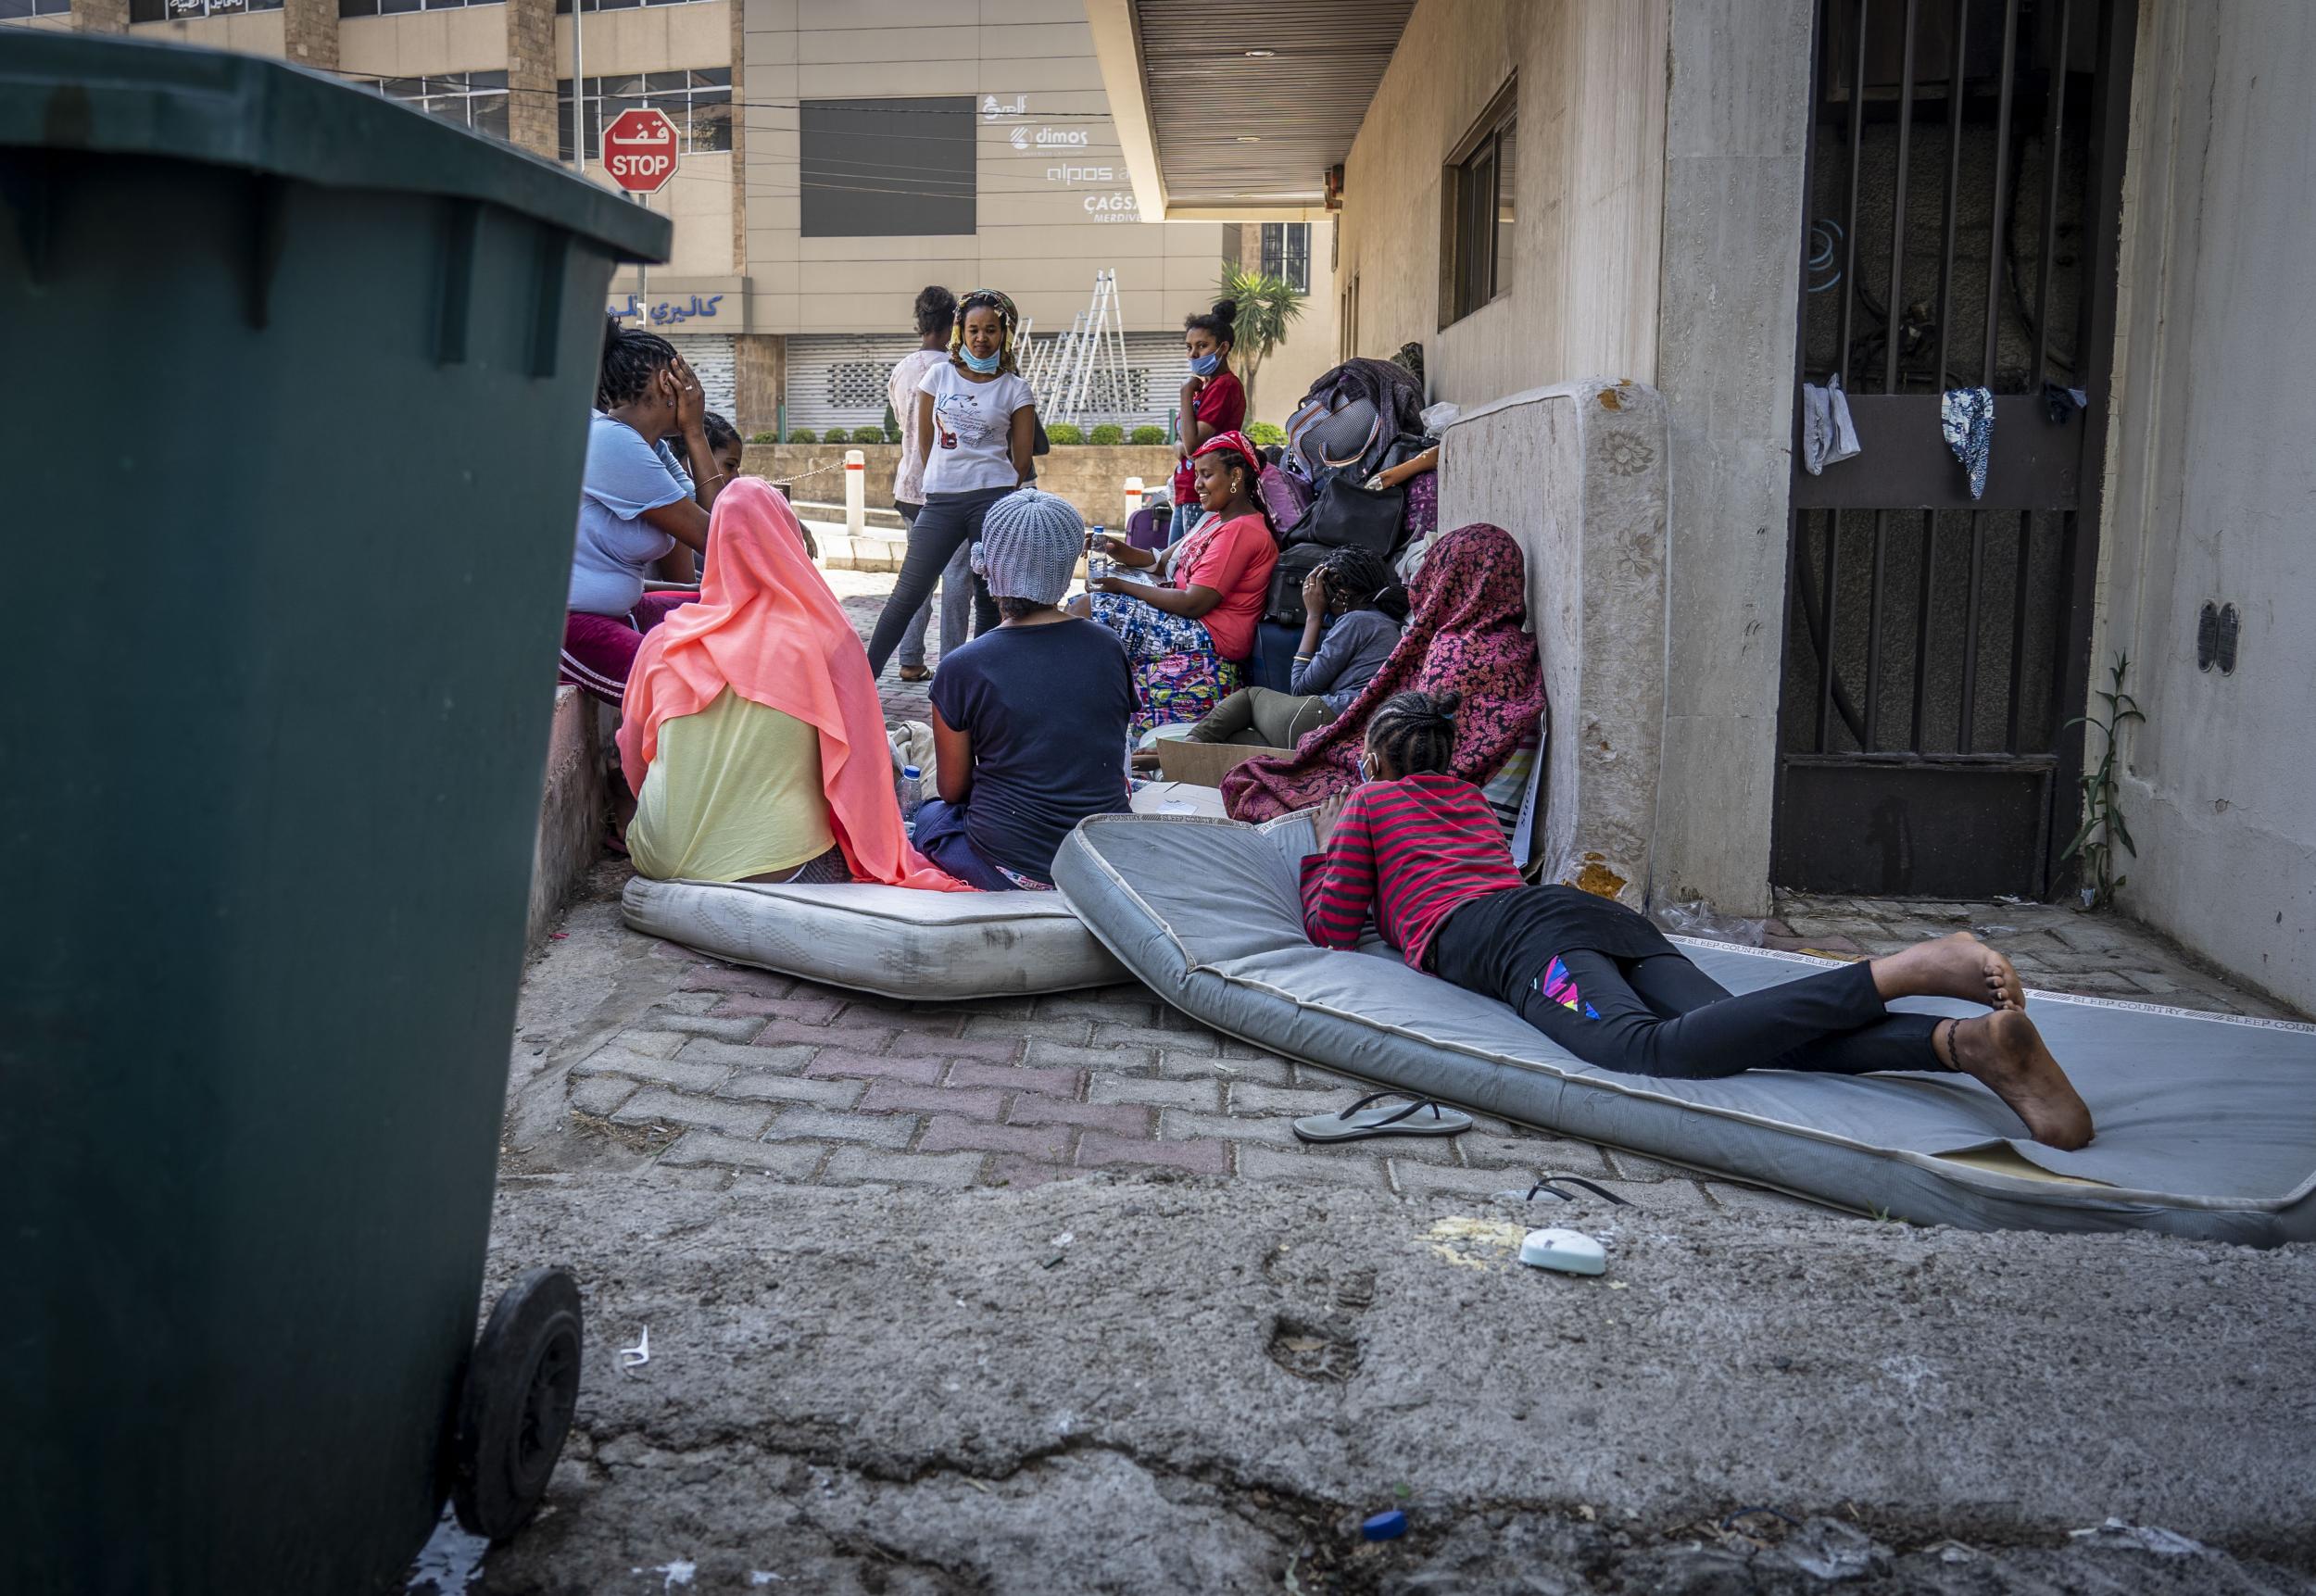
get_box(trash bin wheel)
[451,1267,585,1540]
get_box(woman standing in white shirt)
[864,288,1037,678]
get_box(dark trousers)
[865,486,1007,677]
[1431,921,1948,1080]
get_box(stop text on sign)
[604,107,679,195]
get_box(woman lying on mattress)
[618,478,963,891]
[1300,691,2095,1149]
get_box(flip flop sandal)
[897,665,932,683]
[1525,1176,1632,1206]
[1293,1091,1473,1144]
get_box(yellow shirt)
[627,689,837,883]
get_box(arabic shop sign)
[610,293,725,327]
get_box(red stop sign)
[603,107,679,195]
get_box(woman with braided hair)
[1179,545,1407,749]
[560,319,734,704]
[1299,692,2094,1150]
[864,287,1036,678]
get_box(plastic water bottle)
[1088,523,1110,586]
[898,765,923,823]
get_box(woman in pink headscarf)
[619,478,965,890]
[1222,522,1543,822]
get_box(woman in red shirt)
[1302,691,2095,1150]
[1170,300,1247,518]
[1076,430,1278,735]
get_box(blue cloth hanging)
[1942,387,1995,500]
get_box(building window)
[351,72,510,141]
[555,0,707,11]
[128,0,283,19]
[1442,82,1516,324]
[560,70,732,164]
[1259,222,1311,293]
[799,97,975,239]
[6,0,74,17]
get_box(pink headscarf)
[619,479,966,890]
[1221,523,1544,821]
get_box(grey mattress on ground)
[1051,813,2316,1245]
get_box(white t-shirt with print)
[917,363,1035,496]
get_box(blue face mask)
[959,344,1001,375]
[1189,352,1222,379]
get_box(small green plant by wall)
[1047,422,1085,445]
[1089,423,1125,446]
[787,428,817,445]
[1246,421,1288,448]
[850,426,886,445]
[881,402,900,444]
[2061,654,2144,911]
[1130,424,1166,445]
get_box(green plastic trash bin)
[0,36,669,1593]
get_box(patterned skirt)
[1090,589,1242,737]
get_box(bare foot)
[1942,1012,2094,1150]
[1872,931,2023,1010]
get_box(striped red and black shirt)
[1299,772,1526,969]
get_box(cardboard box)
[1155,738,1297,789]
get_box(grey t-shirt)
[1291,608,1403,712]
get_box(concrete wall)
[737,0,1224,338]
[1332,0,1805,916]
[128,9,285,56]
[2088,0,2316,1012]
[1334,0,1668,409]
[740,442,1175,527]
[340,7,509,76]
[1440,381,1670,908]
[1646,0,1813,915]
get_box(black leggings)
[864,487,1007,677]
[1431,919,1949,1080]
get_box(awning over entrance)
[1086,0,1414,222]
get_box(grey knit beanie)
[972,488,1084,606]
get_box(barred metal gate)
[1772,0,2134,899]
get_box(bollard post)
[1122,475,1144,527]
[844,449,865,539]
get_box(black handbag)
[1264,543,1333,626]
[1287,472,1405,556]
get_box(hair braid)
[1321,547,1411,623]
[598,315,679,409]
[1367,689,1462,778]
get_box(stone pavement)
[1768,890,2297,1019]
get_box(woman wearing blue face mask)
[1170,299,1245,521]
[864,288,1038,678]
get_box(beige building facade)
[15,0,1339,434]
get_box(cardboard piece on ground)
[1157,739,1295,788]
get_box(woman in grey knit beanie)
[915,489,1137,891]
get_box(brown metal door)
[1771,0,2135,900]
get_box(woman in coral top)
[1076,430,1278,735]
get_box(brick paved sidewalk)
[538,931,1752,1209]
